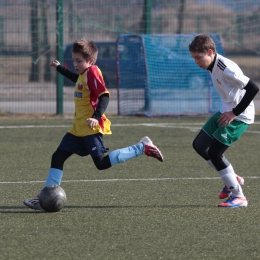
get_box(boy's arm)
[86,94,109,128]
[85,66,110,128]
[232,79,259,116]
[91,94,109,121]
[56,65,79,83]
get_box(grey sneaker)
[140,136,164,162]
[23,197,45,212]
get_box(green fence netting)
[0,0,259,115]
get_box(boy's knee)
[95,163,106,170]
[192,135,210,161]
[192,139,198,152]
[208,147,218,160]
[93,155,111,170]
[192,138,204,155]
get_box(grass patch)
[0,116,260,260]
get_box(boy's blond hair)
[72,38,98,63]
[189,34,216,54]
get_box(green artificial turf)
[0,116,260,260]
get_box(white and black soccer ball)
[39,185,67,212]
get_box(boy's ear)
[208,49,214,55]
[89,58,95,65]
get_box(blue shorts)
[58,132,109,158]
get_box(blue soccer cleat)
[218,195,248,208]
[219,175,244,199]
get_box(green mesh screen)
[117,34,224,116]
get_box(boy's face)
[190,49,214,70]
[72,52,94,74]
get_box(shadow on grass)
[0,204,216,214]
[0,205,43,213]
[65,204,213,209]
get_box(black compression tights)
[51,148,112,171]
[192,130,230,171]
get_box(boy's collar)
[207,54,217,72]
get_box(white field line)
[1,176,260,184]
[0,122,260,133]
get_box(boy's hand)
[217,111,237,127]
[49,60,60,67]
[87,118,99,129]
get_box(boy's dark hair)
[72,38,98,63]
[189,34,216,54]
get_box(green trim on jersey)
[202,112,249,146]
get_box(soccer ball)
[39,185,67,212]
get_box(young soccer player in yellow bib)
[189,34,259,208]
[23,39,163,211]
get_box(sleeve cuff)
[232,108,240,116]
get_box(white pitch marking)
[0,123,203,129]
[0,176,260,184]
[0,125,71,129]
[0,123,260,133]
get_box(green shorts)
[202,111,249,146]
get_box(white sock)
[218,164,244,198]
[207,159,240,180]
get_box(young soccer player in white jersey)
[189,34,259,208]
[23,38,163,212]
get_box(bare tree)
[176,0,186,34]
[29,0,40,82]
[68,1,74,39]
[42,0,51,82]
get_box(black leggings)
[192,130,230,171]
[51,148,112,171]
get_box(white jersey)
[210,54,254,124]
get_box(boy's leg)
[45,148,73,186]
[23,133,76,211]
[193,129,212,161]
[193,112,221,161]
[91,145,142,170]
[205,146,244,199]
[44,132,83,186]
[208,143,247,207]
[108,136,163,166]
[108,142,144,166]
[23,148,73,211]
[208,120,249,207]
[208,138,244,195]
[91,135,163,170]
[193,114,245,201]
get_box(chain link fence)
[0,0,260,115]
